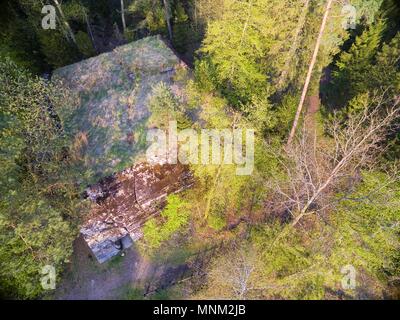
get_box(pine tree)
[331,20,386,106]
[372,32,400,91]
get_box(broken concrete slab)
[81,162,193,263]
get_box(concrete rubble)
[81,162,193,263]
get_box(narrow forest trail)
[304,67,331,142]
[304,95,320,139]
[303,95,321,148]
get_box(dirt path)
[54,237,138,299]
[54,236,188,300]
[307,95,320,115]
[304,95,320,139]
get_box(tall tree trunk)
[163,0,173,42]
[52,0,77,45]
[120,0,126,34]
[82,6,97,53]
[287,0,333,147]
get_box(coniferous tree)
[331,20,386,107]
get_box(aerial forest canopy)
[0,0,400,300]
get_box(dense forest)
[1,0,400,300]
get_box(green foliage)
[200,0,298,103]
[75,31,96,57]
[181,71,279,236]
[371,32,400,90]
[143,195,190,249]
[332,171,400,280]
[330,21,391,106]
[252,223,327,299]
[1,0,399,301]
[37,29,80,68]
[0,196,77,298]
[63,0,87,23]
[193,59,218,93]
[148,82,192,129]
[172,3,190,54]
[1,0,98,71]
[241,96,277,135]
[329,23,400,109]
[0,57,85,298]
[13,0,81,69]
[0,4,44,72]
[200,0,275,104]
[270,95,300,138]
[351,0,385,25]
[199,0,349,107]
[199,170,400,299]
[128,0,167,35]
[207,213,226,231]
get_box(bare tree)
[227,248,256,299]
[270,93,400,227]
[200,245,259,300]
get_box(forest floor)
[302,95,322,147]
[53,236,188,300]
